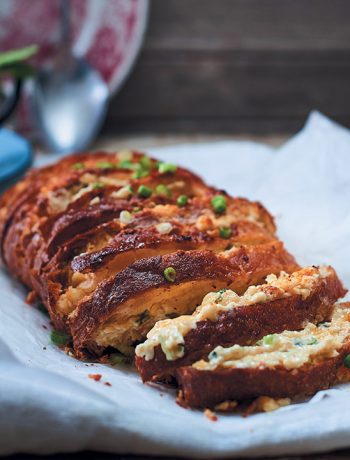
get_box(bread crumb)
[88,373,102,381]
[26,291,37,304]
[214,400,238,412]
[245,396,291,415]
[204,409,218,422]
[90,196,101,205]
[257,396,291,412]
[104,381,112,387]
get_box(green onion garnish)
[262,334,277,346]
[51,330,71,346]
[118,159,135,170]
[344,354,350,368]
[109,353,131,366]
[96,161,117,169]
[158,162,177,174]
[37,303,49,317]
[72,162,85,170]
[137,185,152,198]
[92,182,104,189]
[177,195,188,207]
[156,184,172,197]
[219,227,232,239]
[140,155,152,169]
[163,266,176,282]
[211,195,227,214]
[132,168,150,179]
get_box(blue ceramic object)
[0,128,32,186]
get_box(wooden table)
[7,133,350,460]
[3,449,350,460]
[6,448,350,459]
[105,0,350,135]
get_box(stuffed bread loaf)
[0,151,296,358]
[2,150,348,412]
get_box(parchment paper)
[1,111,350,457]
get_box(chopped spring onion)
[72,162,85,170]
[211,195,227,214]
[137,185,152,198]
[163,266,176,282]
[158,162,177,174]
[177,195,188,207]
[219,226,232,239]
[156,184,172,197]
[51,330,71,346]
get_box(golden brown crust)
[135,266,347,382]
[70,242,298,356]
[176,347,350,409]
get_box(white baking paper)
[1,111,350,458]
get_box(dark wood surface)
[5,450,350,460]
[105,0,350,134]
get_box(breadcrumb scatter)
[88,373,102,381]
[26,291,37,304]
[214,400,238,412]
[104,381,112,387]
[204,409,218,422]
[245,396,291,415]
[257,396,291,412]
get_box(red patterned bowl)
[0,0,149,133]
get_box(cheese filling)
[135,266,332,361]
[193,304,350,371]
[46,172,130,215]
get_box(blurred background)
[1,0,350,160]
[112,0,350,136]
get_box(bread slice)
[69,241,298,357]
[46,197,276,326]
[176,302,350,409]
[135,266,346,382]
[0,151,295,362]
[0,151,276,336]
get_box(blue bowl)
[0,129,32,189]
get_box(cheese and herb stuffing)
[193,304,350,371]
[45,152,176,216]
[135,266,333,361]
